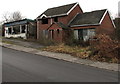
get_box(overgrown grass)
[2,40,14,44]
[2,36,118,63]
[41,43,118,63]
[41,43,91,59]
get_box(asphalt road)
[0,46,2,83]
[2,47,118,82]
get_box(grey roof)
[57,22,69,29]
[38,3,77,18]
[69,9,107,27]
[4,19,35,27]
[47,22,69,30]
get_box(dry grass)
[2,40,14,44]
[42,43,91,59]
[89,34,119,63]
[42,43,119,63]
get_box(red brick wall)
[39,18,52,30]
[48,23,63,42]
[53,30,63,42]
[58,5,83,25]
[66,5,83,24]
[96,12,115,35]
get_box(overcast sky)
[0,0,119,20]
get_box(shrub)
[89,34,119,63]
[63,29,75,46]
[63,29,90,47]
[37,33,55,46]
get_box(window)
[42,18,48,24]
[57,29,60,34]
[88,28,95,38]
[83,29,88,36]
[43,30,48,38]
[21,25,26,33]
[8,28,12,34]
[54,17,58,22]
[13,26,20,34]
[78,28,96,41]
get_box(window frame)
[41,17,48,24]
[8,27,12,34]
[54,17,58,22]
[21,25,26,33]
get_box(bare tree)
[2,11,24,23]
[11,11,23,21]
[2,12,11,23]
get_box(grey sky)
[0,0,119,20]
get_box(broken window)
[13,26,20,34]
[54,17,58,22]
[78,28,96,41]
[42,17,48,24]
[8,28,12,34]
[21,25,26,33]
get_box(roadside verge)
[0,42,119,71]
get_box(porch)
[5,24,27,39]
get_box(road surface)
[2,47,118,82]
[0,46,2,83]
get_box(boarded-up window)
[78,28,95,41]
[83,29,88,36]
[88,28,95,37]
[43,30,48,38]
[74,30,78,39]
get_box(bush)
[89,34,119,63]
[114,18,120,41]
[63,29,75,46]
[63,29,90,47]
[37,33,55,46]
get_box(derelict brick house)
[36,2,115,42]
[3,19,37,39]
[69,9,116,41]
[36,2,83,42]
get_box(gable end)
[99,10,116,28]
